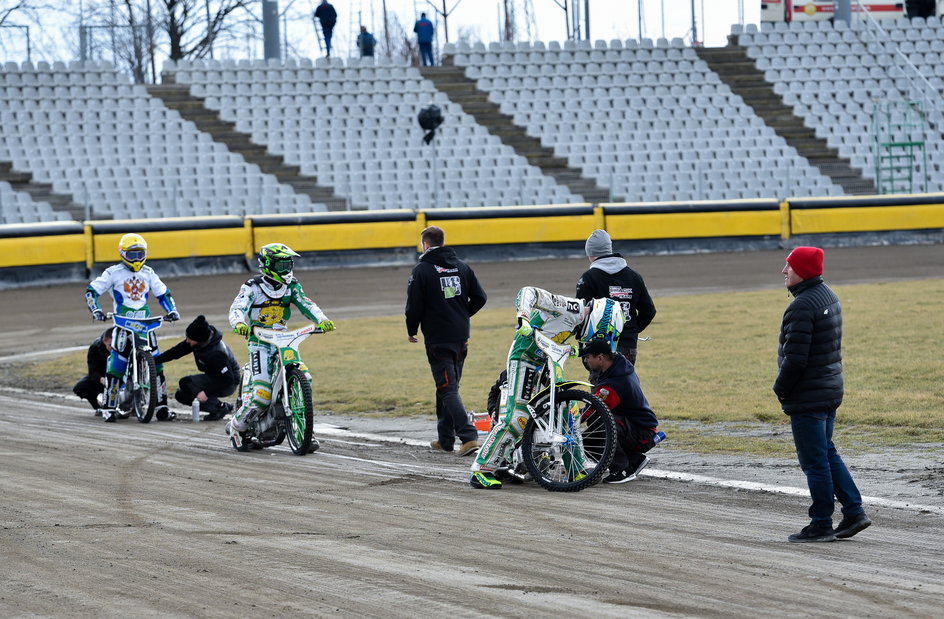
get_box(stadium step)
[696,44,876,196]
[420,64,617,204]
[147,83,355,211]
[0,161,90,221]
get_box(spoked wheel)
[132,349,158,423]
[521,388,616,492]
[284,366,314,455]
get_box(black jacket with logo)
[405,246,487,346]
[576,254,656,351]
[774,276,844,414]
[154,325,240,387]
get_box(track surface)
[2,245,943,616]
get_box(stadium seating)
[0,180,69,225]
[0,60,325,222]
[742,18,944,193]
[169,57,579,210]
[450,38,842,202]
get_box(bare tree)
[159,0,251,61]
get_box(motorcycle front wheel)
[284,366,314,456]
[133,349,158,423]
[521,388,616,492]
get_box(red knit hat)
[786,246,824,280]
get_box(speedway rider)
[470,287,624,489]
[226,243,335,447]
[85,233,180,422]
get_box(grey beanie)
[585,229,613,258]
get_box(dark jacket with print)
[154,325,240,387]
[774,276,844,414]
[593,353,658,428]
[576,254,656,352]
[405,246,487,346]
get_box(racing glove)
[515,321,533,338]
[166,310,180,322]
[234,322,250,337]
[317,319,336,332]
[91,309,106,322]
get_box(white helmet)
[579,298,625,351]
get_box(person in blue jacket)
[413,12,435,66]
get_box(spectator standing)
[154,315,241,421]
[357,25,376,57]
[775,246,871,543]
[314,0,337,57]
[72,329,114,411]
[413,12,435,66]
[406,226,487,456]
[576,229,656,366]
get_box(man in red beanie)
[776,246,871,542]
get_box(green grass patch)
[13,278,944,455]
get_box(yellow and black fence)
[2,194,943,288]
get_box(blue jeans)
[419,42,434,66]
[790,411,864,527]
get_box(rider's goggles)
[270,258,293,274]
[122,249,146,262]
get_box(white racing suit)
[86,264,177,409]
[228,275,328,429]
[472,287,588,473]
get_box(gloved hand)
[516,322,533,338]
[570,344,579,358]
[91,309,106,322]
[318,319,336,332]
[166,310,180,322]
[234,322,250,337]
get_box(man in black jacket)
[582,340,660,484]
[314,0,337,57]
[406,226,487,456]
[73,329,114,411]
[776,246,871,543]
[154,315,241,421]
[576,229,656,365]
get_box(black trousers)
[611,418,657,472]
[426,342,477,449]
[73,375,104,409]
[174,374,239,412]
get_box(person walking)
[356,25,376,57]
[413,12,435,66]
[154,315,241,421]
[314,0,337,57]
[577,229,656,366]
[406,226,487,457]
[775,246,871,543]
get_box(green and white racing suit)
[472,286,588,473]
[228,275,329,426]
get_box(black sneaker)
[155,405,176,421]
[834,513,871,539]
[788,524,836,543]
[603,468,633,484]
[204,402,231,421]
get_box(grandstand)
[1,16,942,226]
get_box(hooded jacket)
[592,353,658,428]
[576,254,656,350]
[405,246,487,346]
[774,276,844,414]
[154,325,240,386]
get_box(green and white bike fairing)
[231,324,320,455]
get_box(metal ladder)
[871,100,928,195]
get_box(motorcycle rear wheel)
[284,366,314,456]
[132,349,158,423]
[521,388,615,492]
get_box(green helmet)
[258,243,299,284]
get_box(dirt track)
[1,245,943,616]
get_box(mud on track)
[1,245,943,616]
